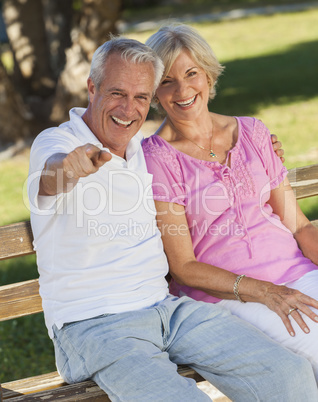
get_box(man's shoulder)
[32,123,77,148]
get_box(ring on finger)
[288,308,297,315]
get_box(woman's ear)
[153,94,160,104]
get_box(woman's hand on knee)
[262,284,318,336]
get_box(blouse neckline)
[151,116,242,168]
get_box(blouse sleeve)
[251,118,288,189]
[142,137,186,206]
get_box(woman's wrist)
[233,274,246,303]
[235,276,271,304]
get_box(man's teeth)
[176,95,196,107]
[112,116,132,126]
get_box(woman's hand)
[260,281,318,336]
[271,134,285,163]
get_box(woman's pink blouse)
[142,116,316,303]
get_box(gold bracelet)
[233,274,246,303]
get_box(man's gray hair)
[89,36,164,94]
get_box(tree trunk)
[0,60,32,145]
[51,0,122,124]
[42,0,73,77]
[0,0,122,150]
[2,0,56,137]
[2,0,55,98]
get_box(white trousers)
[219,270,318,382]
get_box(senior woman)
[142,24,318,380]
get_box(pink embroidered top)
[142,116,317,303]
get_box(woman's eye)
[161,80,171,85]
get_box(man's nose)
[122,97,135,116]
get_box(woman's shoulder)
[233,115,267,132]
[238,116,270,145]
[142,132,178,162]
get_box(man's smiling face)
[84,52,155,158]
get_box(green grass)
[1,314,55,381]
[1,7,318,383]
[122,0,318,24]
[0,151,30,225]
[0,254,56,382]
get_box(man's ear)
[87,78,96,103]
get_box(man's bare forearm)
[39,153,79,196]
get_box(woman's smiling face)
[155,50,211,122]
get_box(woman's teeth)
[176,95,196,107]
[112,116,133,127]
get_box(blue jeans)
[52,296,317,401]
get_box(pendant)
[209,150,217,158]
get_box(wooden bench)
[1,163,318,401]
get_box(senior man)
[28,36,318,401]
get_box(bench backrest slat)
[0,279,42,321]
[288,164,318,199]
[0,221,34,260]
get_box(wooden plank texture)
[2,372,65,399]
[288,164,318,199]
[2,367,203,400]
[0,279,42,321]
[0,221,34,260]
[3,381,110,401]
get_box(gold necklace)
[167,118,217,158]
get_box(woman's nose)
[175,79,188,97]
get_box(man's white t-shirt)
[28,108,169,338]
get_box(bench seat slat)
[2,372,65,399]
[2,367,203,400]
[3,381,110,401]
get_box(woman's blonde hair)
[146,24,224,110]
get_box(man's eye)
[112,92,122,97]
